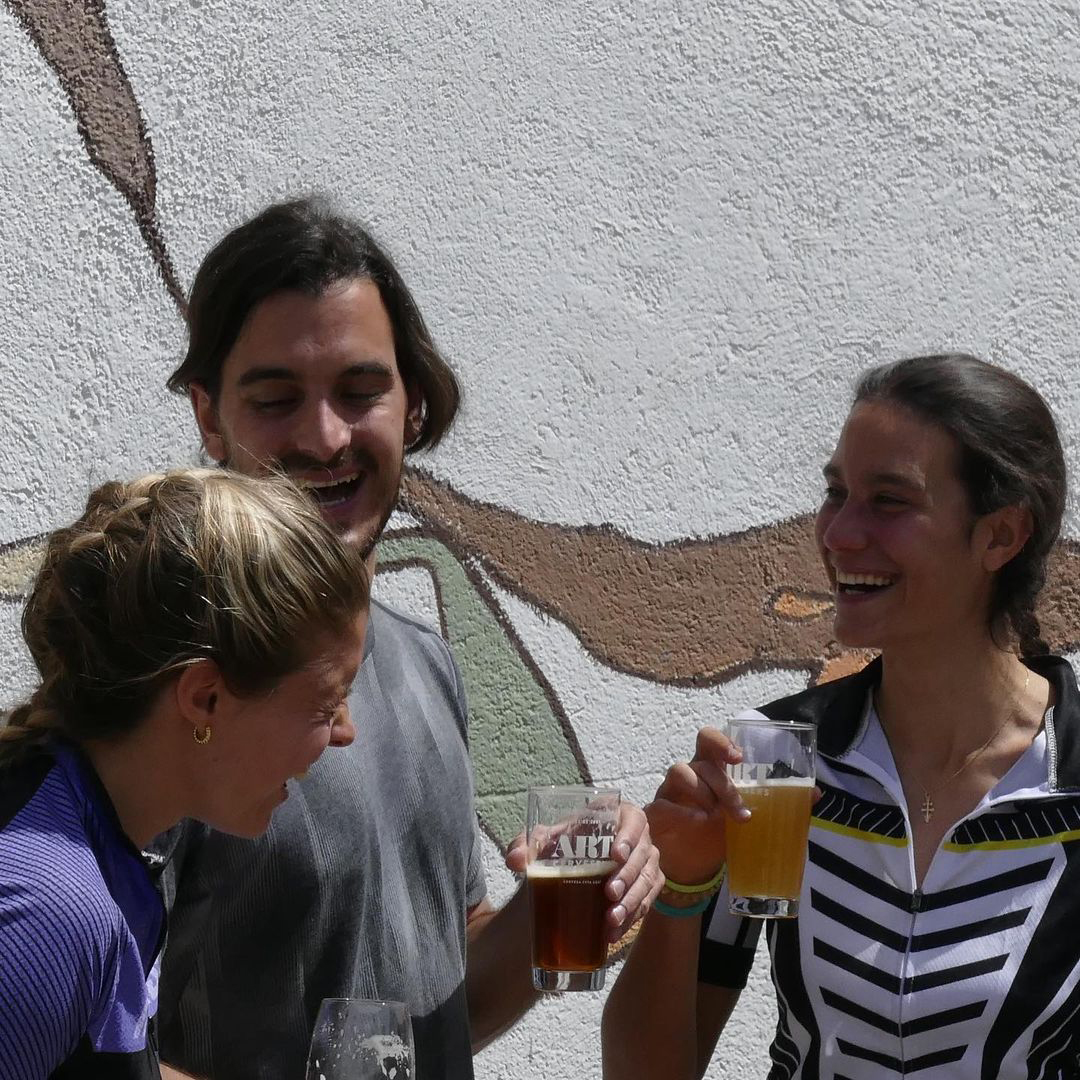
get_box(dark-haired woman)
[0,469,369,1079]
[604,353,1080,1079]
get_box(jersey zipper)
[893,787,1026,1075]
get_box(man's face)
[192,278,420,555]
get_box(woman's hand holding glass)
[646,727,750,886]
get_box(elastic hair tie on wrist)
[654,896,713,918]
[664,866,725,894]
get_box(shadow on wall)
[6,0,1080,848]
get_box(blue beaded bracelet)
[653,896,713,918]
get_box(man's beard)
[354,493,398,561]
[215,437,401,560]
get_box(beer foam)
[731,776,815,788]
[310,1034,411,1079]
[526,860,619,879]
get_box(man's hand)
[505,801,662,942]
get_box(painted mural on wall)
[6,0,1080,852]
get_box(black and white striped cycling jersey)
[701,655,1080,1080]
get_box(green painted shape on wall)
[377,535,586,846]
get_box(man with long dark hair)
[157,197,661,1080]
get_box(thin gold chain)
[894,669,1032,824]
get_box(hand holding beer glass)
[526,785,620,992]
[725,718,816,918]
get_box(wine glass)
[304,998,414,1080]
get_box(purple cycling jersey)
[0,744,164,1079]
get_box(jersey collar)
[759,655,1080,792]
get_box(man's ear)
[404,381,424,449]
[191,382,227,464]
[978,503,1034,573]
[174,658,224,730]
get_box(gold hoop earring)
[193,725,212,745]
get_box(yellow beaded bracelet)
[663,865,725,894]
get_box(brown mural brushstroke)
[5,504,1080,690]
[401,468,1080,686]
[7,0,185,312]
[401,469,841,685]
[1032,542,1080,657]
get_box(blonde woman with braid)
[0,468,369,1080]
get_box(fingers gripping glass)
[526,785,620,992]
[726,719,816,919]
[305,998,414,1080]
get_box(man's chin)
[325,507,394,561]
[319,514,371,552]
[345,524,380,561]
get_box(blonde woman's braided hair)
[1,468,369,766]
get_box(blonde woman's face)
[194,616,366,837]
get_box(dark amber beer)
[526,785,620,991]
[527,861,618,973]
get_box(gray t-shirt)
[156,599,487,1080]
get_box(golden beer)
[527,860,617,973]
[726,779,814,914]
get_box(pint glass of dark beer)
[526,785,620,992]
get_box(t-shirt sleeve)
[0,885,115,1078]
[446,648,488,909]
[465,821,487,909]
[697,880,763,990]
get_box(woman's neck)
[875,634,1044,773]
[82,726,186,850]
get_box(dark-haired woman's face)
[814,401,995,652]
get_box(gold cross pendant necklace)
[917,669,1031,824]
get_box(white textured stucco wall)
[3,2,1080,1078]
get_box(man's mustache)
[255,451,377,480]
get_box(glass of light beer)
[526,785,620,992]
[726,718,816,918]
